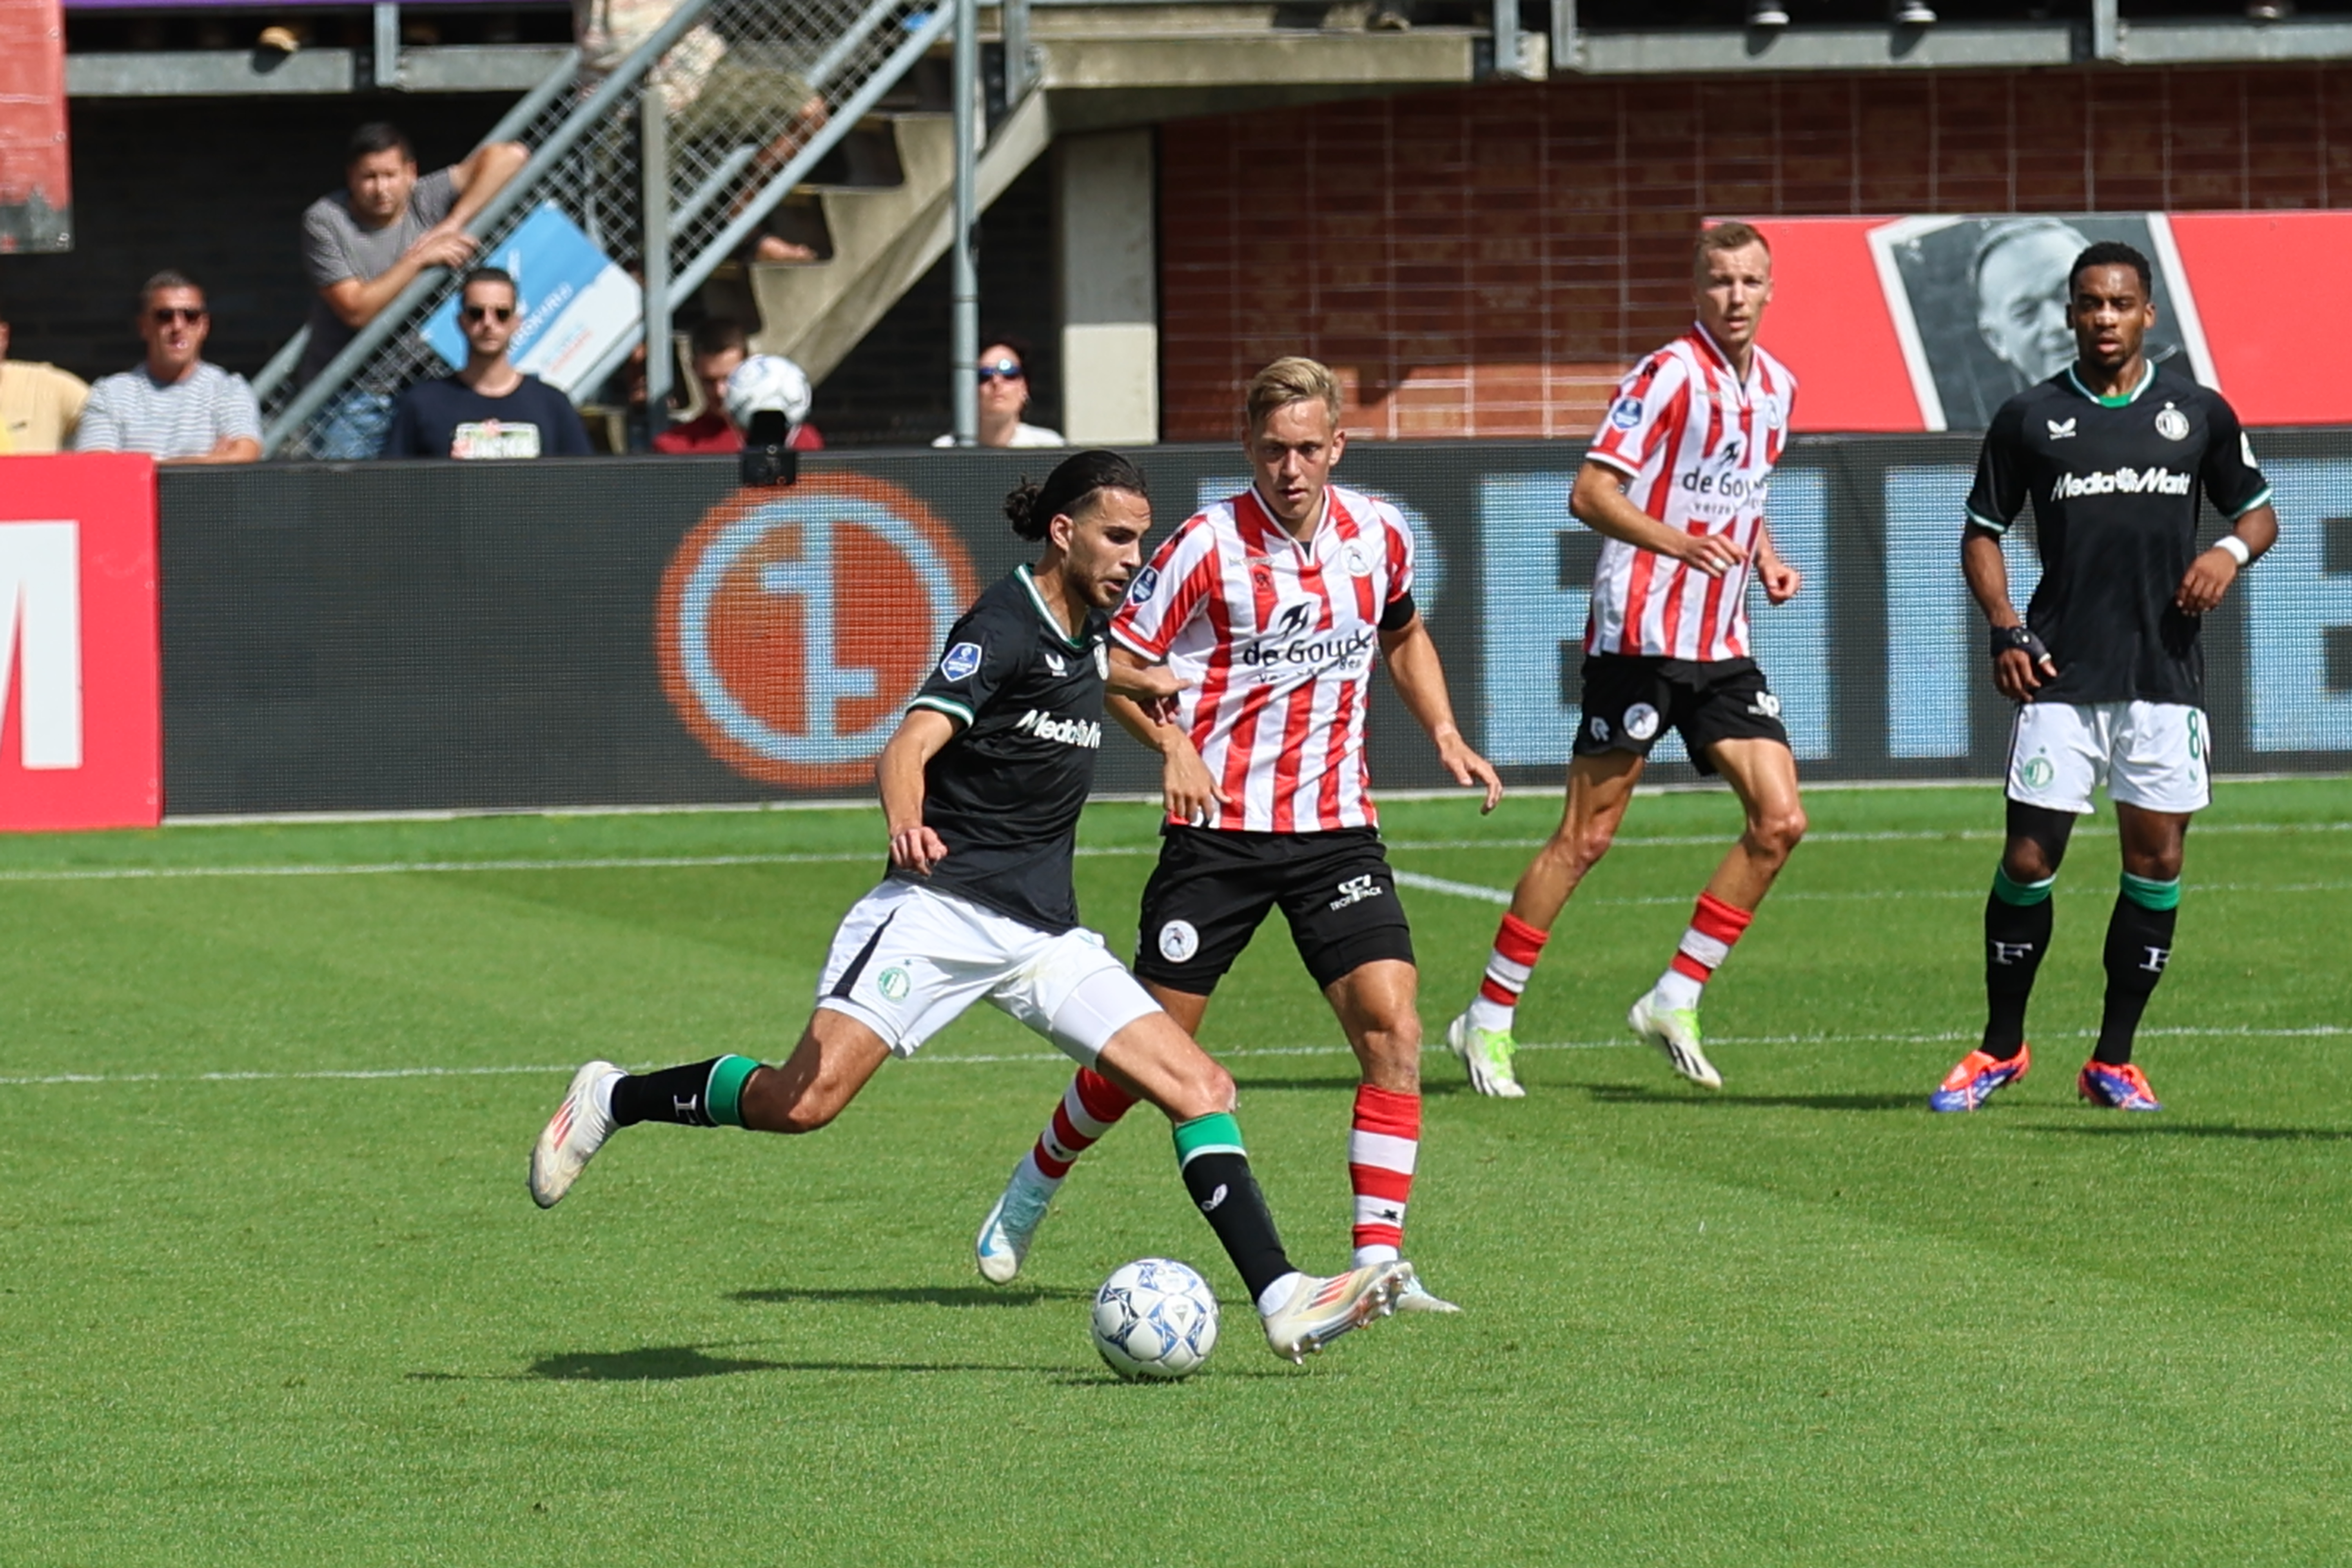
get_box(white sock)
[1352,1243,1399,1268]
[1256,1270,1308,1318]
[1651,968,1704,1012]
[592,1068,622,1120]
[1467,995,1513,1034]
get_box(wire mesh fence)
[261,0,951,458]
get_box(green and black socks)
[609,1055,761,1128]
[1983,866,2055,1060]
[1172,1112,1294,1303]
[2095,873,2180,1066]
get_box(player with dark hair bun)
[531,447,1420,1365]
[1003,449,1149,541]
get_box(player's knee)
[1548,820,1616,873]
[1356,1021,1422,1086]
[2123,845,2185,883]
[1749,804,1807,861]
[1181,1057,1238,1118]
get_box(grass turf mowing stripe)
[6,1025,2343,1088]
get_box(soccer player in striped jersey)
[1448,221,1808,1096]
[529,452,1414,1364]
[973,357,1501,1309]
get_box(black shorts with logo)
[1132,826,1416,995]
[1572,654,1789,777]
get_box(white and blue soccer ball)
[724,353,812,431]
[1090,1257,1219,1381]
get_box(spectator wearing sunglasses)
[73,271,261,464]
[932,336,1063,449]
[381,268,591,459]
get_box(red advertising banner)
[1748,211,2352,432]
[0,455,160,830]
[0,0,71,254]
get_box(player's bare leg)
[1317,959,1458,1312]
[1450,750,1645,1096]
[1627,737,1807,1089]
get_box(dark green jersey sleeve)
[907,596,1028,730]
[2198,391,2274,521]
[1965,399,2031,537]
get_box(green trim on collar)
[2065,361,2156,408]
[1015,564,1088,650]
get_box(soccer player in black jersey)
[1930,241,2278,1114]
[528,451,1415,1362]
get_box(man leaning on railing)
[297,121,529,460]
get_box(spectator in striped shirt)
[73,272,261,465]
[1450,220,1809,1098]
[971,356,1500,1314]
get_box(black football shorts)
[1572,654,1789,777]
[1132,826,1415,995]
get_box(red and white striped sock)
[1652,891,1754,1011]
[1348,1084,1420,1266]
[1467,913,1549,1034]
[1019,1066,1138,1187]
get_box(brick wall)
[1160,65,2352,441]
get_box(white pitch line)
[4,1025,2346,1089]
[1,820,2341,886]
[1393,869,1514,906]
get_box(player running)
[1446,221,1807,1096]
[1930,241,2277,1114]
[529,450,1414,1363]
[970,357,1501,1308]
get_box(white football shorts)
[814,880,1160,1064]
[2006,699,2211,815]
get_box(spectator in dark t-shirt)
[652,315,823,453]
[382,268,591,459]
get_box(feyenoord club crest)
[2155,404,2190,441]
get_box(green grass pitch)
[3,779,2348,1565]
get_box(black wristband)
[1990,624,2050,664]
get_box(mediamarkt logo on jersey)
[1014,710,1102,748]
[2049,466,2195,501]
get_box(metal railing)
[261,0,956,457]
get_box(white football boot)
[974,1161,1056,1285]
[1392,1271,1463,1314]
[529,1060,623,1208]
[1261,1260,1412,1362]
[1445,1010,1526,1099]
[1627,991,1723,1090]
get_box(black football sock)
[1983,866,2056,1059]
[608,1055,761,1128]
[1171,1112,1295,1305]
[2094,875,2180,1066]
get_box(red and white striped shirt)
[1583,324,1796,662]
[1111,483,1413,834]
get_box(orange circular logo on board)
[657,475,978,789]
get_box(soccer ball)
[1090,1258,1219,1381]
[724,353,811,430]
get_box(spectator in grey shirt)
[74,271,261,464]
[299,121,528,458]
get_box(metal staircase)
[255,0,960,457]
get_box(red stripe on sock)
[1072,1067,1136,1124]
[1347,1165,1414,1201]
[1479,976,1519,1007]
[1494,913,1549,967]
[1351,1083,1421,1140]
[1048,1103,1089,1154]
[1691,892,1753,945]
[1670,952,1713,984]
[1031,1143,1075,1180]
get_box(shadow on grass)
[730,1283,1091,1307]
[1576,1082,1925,1113]
[2021,1122,2352,1142]
[406,1347,1292,1384]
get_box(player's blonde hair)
[1245,356,1343,436]
[1695,221,1771,277]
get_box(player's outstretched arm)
[1570,459,1745,577]
[1963,527,2054,701]
[877,708,957,873]
[1103,646,1227,824]
[2176,502,2279,615]
[1380,616,1502,813]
